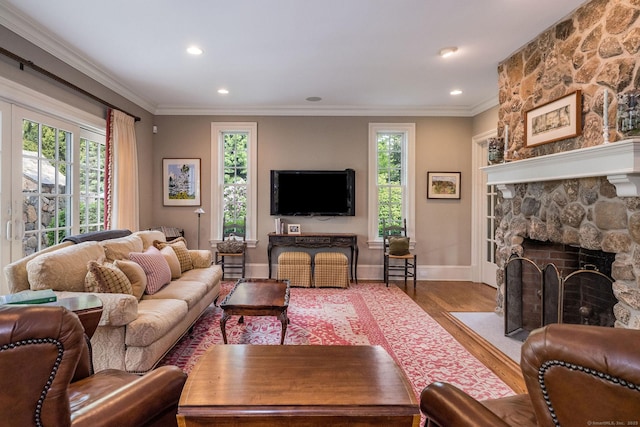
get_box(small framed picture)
[525,90,582,147]
[163,158,201,206]
[287,224,301,235]
[427,172,461,199]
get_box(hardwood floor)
[397,280,527,394]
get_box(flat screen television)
[270,169,355,216]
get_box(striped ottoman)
[277,252,312,287]
[314,252,349,288]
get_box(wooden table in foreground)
[177,345,419,427]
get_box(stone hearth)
[484,142,640,329]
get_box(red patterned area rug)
[159,282,515,401]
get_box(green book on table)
[0,289,57,305]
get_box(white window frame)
[210,122,257,248]
[367,123,416,249]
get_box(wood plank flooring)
[397,280,527,394]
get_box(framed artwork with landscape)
[427,172,461,199]
[525,90,581,147]
[163,158,201,206]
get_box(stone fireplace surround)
[484,138,640,329]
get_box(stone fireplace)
[489,0,640,330]
[484,140,640,329]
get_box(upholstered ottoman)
[277,252,312,287]
[314,252,349,288]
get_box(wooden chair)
[215,219,247,279]
[382,218,417,288]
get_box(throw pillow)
[85,261,133,295]
[160,246,182,279]
[129,246,172,295]
[388,236,410,256]
[153,238,194,272]
[114,259,147,300]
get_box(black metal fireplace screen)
[504,254,615,341]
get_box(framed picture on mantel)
[525,90,582,147]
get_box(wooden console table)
[268,233,358,283]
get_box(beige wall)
[152,115,475,274]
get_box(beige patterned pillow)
[85,261,133,295]
[154,238,193,272]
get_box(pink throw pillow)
[129,246,171,294]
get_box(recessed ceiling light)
[439,47,458,58]
[306,96,322,102]
[450,89,462,96]
[217,88,229,95]
[187,46,203,55]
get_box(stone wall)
[495,0,640,328]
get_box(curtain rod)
[0,46,141,122]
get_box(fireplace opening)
[504,240,615,341]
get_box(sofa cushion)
[142,280,209,310]
[160,246,182,279]
[85,261,133,295]
[178,265,222,293]
[26,241,104,292]
[129,246,171,295]
[102,235,144,262]
[154,238,193,272]
[114,260,147,300]
[126,298,188,347]
[133,230,166,249]
[188,250,212,268]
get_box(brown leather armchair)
[0,305,187,427]
[420,323,640,426]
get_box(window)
[367,123,415,247]
[211,122,257,245]
[19,114,106,255]
[79,132,106,234]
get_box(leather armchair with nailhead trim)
[0,305,187,427]
[420,323,640,427]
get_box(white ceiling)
[0,0,586,116]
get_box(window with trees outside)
[367,123,415,246]
[21,115,105,256]
[211,122,257,244]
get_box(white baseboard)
[225,263,473,282]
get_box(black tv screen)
[270,169,355,216]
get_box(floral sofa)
[3,230,222,374]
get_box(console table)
[268,233,358,283]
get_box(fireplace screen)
[504,254,614,340]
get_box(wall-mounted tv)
[270,169,355,216]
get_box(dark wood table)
[219,279,290,345]
[267,232,359,283]
[177,345,419,426]
[45,294,103,338]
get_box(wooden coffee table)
[219,279,290,345]
[177,345,419,426]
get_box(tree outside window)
[222,132,247,231]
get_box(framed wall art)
[525,90,582,147]
[427,172,461,199]
[163,158,201,206]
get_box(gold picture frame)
[525,90,582,147]
[427,172,461,199]
[163,158,201,206]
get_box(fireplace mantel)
[481,138,640,198]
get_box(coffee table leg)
[220,311,230,344]
[278,310,288,345]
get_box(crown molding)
[154,104,478,117]
[0,4,156,114]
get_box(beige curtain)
[106,109,139,231]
